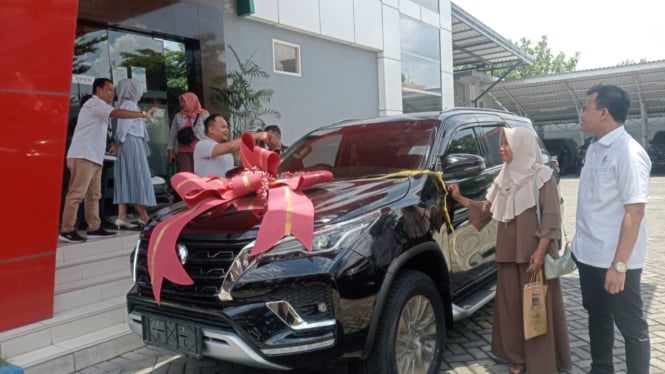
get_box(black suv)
[126,109,556,373]
[543,138,578,175]
[648,131,665,172]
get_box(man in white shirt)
[60,78,155,243]
[194,114,268,178]
[572,84,652,373]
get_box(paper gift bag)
[523,269,548,340]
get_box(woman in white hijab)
[448,127,571,374]
[112,78,156,228]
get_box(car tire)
[351,270,445,374]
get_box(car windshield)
[279,120,438,179]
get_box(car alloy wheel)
[395,295,437,374]
[357,270,445,374]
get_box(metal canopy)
[451,2,533,70]
[486,61,665,126]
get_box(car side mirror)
[440,153,486,179]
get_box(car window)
[505,119,533,131]
[477,125,504,167]
[280,120,438,177]
[445,128,480,157]
[302,134,341,167]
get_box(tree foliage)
[165,47,187,93]
[118,48,166,81]
[210,46,280,139]
[72,34,108,74]
[493,35,580,80]
[164,46,188,118]
[118,47,187,117]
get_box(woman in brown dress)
[448,127,572,374]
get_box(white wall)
[246,0,456,114]
[223,14,380,145]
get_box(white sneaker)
[115,218,137,229]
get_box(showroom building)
[1,0,529,329]
[0,2,529,367]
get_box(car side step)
[451,283,496,322]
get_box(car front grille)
[135,237,252,307]
[134,237,335,323]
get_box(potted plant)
[210,46,281,140]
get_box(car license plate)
[142,315,202,356]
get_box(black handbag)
[176,114,199,145]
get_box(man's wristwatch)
[612,261,628,273]
[142,110,147,118]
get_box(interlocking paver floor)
[75,176,665,374]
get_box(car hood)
[148,176,411,235]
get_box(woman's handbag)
[176,114,200,145]
[523,269,548,340]
[543,241,576,280]
[533,171,577,280]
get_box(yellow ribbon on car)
[352,170,457,254]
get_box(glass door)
[71,25,189,180]
[108,30,169,178]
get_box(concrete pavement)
[72,176,665,374]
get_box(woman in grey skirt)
[112,78,156,228]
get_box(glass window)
[108,30,165,94]
[280,121,438,177]
[402,91,442,113]
[446,128,480,156]
[401,53,441,113]
[400,17,440,61]
[71,28,111,106]
[72,26,186,179]
[400,16,441,113]
[413,0,439,12]
[478,126,504,166]
[273,39,301,76]
[107,30,170,178]
[301,134,342,168]
[401,54,441,92]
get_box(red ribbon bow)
[147,133,333,303]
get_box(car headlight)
[258,210,381,259]
[218,210,381,301]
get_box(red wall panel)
[0,256,57,331]
[0,0,79,331]
[0,92,70,260]
[0,0,80,92]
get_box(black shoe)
[86,228,116,238]
[100,219,118,231]
[59,231,86,243]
